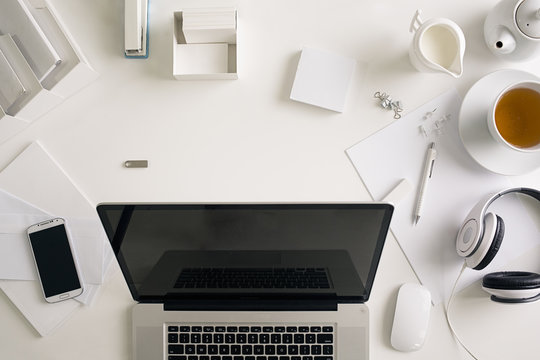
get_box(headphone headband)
[481,187,540,214]
[456,187,540,259]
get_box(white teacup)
[487,80,540,153]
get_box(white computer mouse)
[390,283,431,352]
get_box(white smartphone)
[27,218,84,303]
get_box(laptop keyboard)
[166,324,335,360]
[174,268,331,289]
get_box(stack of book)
[173,8,238,80]
[0,0,97,143]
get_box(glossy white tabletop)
[1,0,540,359]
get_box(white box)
[173,10,237,80]
[290,47,356,113]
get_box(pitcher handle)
[409,9,423,33]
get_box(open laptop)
[96,203,393,360]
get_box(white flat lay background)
[2,0,540,359]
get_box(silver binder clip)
[374,91,403,119]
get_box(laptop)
[96,203,393,360]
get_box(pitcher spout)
[443,41,465,78]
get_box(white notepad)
[290,47,356,113]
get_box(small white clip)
[419,124,428,138]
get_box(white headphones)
[456,187,540,303]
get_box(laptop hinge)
[163,294,338,311]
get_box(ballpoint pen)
[414,142,437,225]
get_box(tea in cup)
[487,81,540,152]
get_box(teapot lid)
[516,0,540,38]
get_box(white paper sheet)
[0,113,30,146]
[347,88,540,304]
[0,146,106,285]
[0,141,113,335]
[0,279,80,336]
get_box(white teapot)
[484,0,540,61]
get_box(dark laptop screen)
[97,203,393,303]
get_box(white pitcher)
[409,10,466,78]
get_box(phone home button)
[59,293,70,299]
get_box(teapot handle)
[410,9,423,33]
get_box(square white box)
[290,47,356,113]
[173,10,237,80]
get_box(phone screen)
[29,224,81,297]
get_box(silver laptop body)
[96,203,393,360]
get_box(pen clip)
[429,158,435,178]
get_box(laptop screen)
[97,203,393,303]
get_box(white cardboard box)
[173,10,237,80]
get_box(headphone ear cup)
[473,213,505,270]
[482,271,540,303]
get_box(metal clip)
[374,92,403,119]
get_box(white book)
[0,0,61,82]
[0,49,27,111]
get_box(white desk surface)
[2,0,540,359]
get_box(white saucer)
[459,69,540,175]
